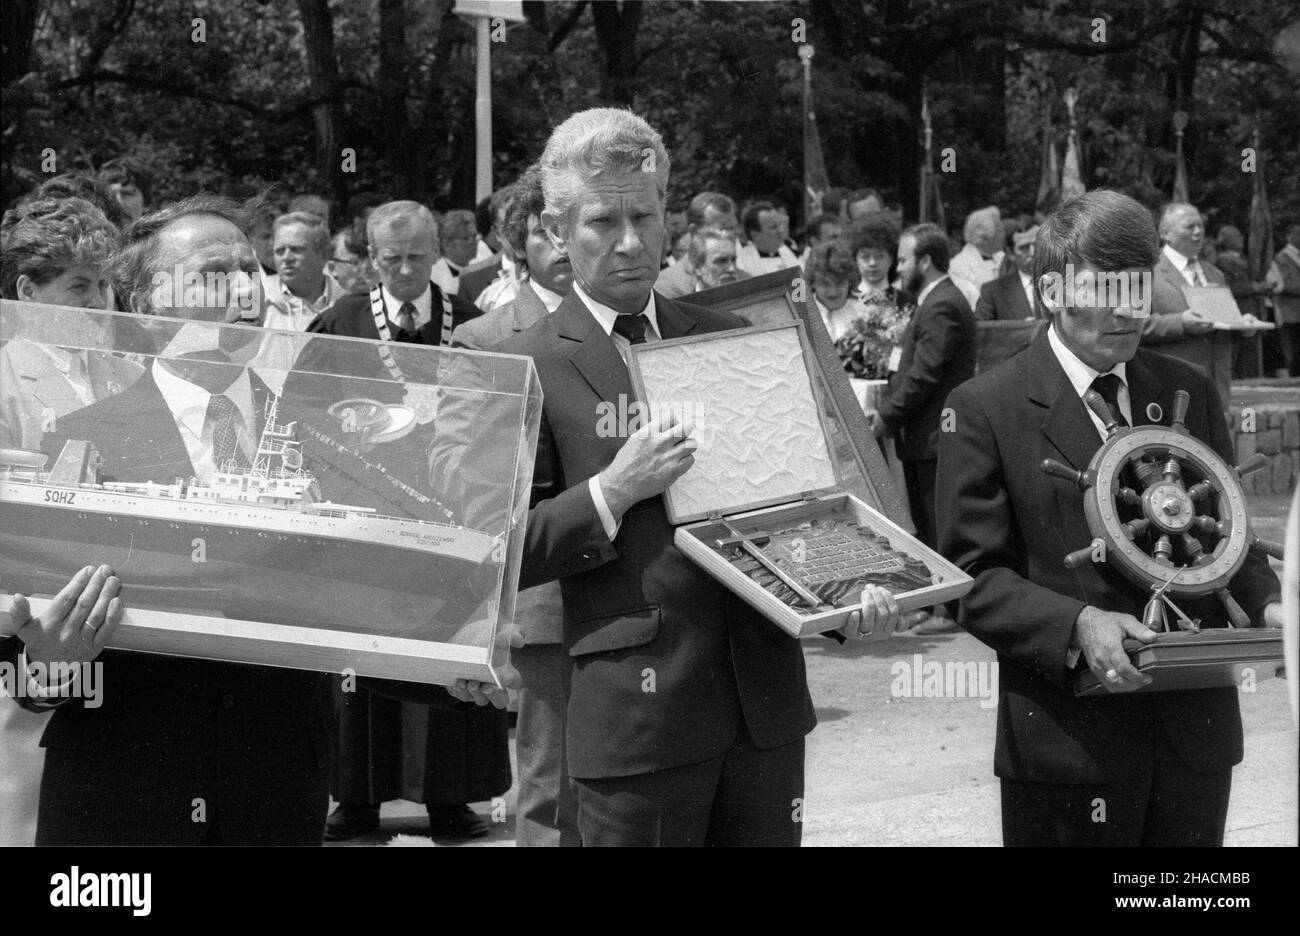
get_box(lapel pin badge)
[1146,402,1163,424]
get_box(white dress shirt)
[152,359,257,482]
[1163,243,1207,287]
[382,283,433,330]
[572,282,662,540]
[574,282,661,362]
[477,270,520,313]
[262,274,341,332]
[734,241,801,277]
[529,278,566,314]
[1047,322,1132,437]
[948,243,1004,292]
[430,257,464,297]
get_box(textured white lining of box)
[635,328,836,519]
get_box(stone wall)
[1229,380,1300,496]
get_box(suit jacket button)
[221,694,236,710]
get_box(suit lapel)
[555,291,635,404]
[653,293,700,341]
[1007,277,1033,319]
[1126,350,1169,429]
[1027,330,1103,471]
[512,281,551,332]
[104,373,198,481]
[87,350,135,399]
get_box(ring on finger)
[1105,668,1120,681]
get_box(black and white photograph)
[1,0,1297,908]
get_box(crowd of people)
[0,106,1290,847]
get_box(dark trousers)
[513,642,580,847]
[573,730,804,847]
[38,744,329,846]
[1000,722,1232,847]
[903,458,938,549]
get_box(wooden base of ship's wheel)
[1042,388,1284,629]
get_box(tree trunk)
[0,0,39,88]
[298,0,347,206]
[591,0,642,104]
[378,0,413,197]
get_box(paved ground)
[339,491,1297,847]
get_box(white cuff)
[19,648,79,703]
[589,476,621,541]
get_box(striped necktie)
[207,393,250,471]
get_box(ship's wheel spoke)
[1122,517,1150,539]
[1118,486,1142,508]
[1131,458,1162,489]
[1161,456,1183,483]
[1192,515,1221,536]
[1180,533,1206,564]
[1153,534,1173,565]
[1186,479,1214,501]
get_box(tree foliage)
[3,0,1296,237]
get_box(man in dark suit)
[975,226,1039,322]
[1141,203,1232,406]
[307,201,480,347]
[490,108,899,847]
[295,200,504,842]
[938,190,1282,847]
[7,196,335,844]
[452,167,571,353]
[871,222,976,550]
[458,184,524,307]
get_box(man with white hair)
[948,205,1005,308]
[1143,203,1231,407]
[308,200,479,344]
[492,107,899,846]
[677,225,743,293]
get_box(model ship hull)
[0,485,501,642]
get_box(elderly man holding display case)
[489,108,901,847]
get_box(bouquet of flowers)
[834,294,910,380]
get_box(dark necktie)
[397,301,417,334]
[612,313,649,345]
[207,393,250,471]
[1090,373,1129,428]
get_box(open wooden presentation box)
[627,319,971,637]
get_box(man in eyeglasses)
[326,227,373,297]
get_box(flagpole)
[1172,110,1189,204]
[919,89,932,224]
[1061,86,1085,200]
[474,14,492,203]
[800,43,815,222]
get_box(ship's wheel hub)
[1144,481,1194,534]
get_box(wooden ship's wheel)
[1042,388,1285,631]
